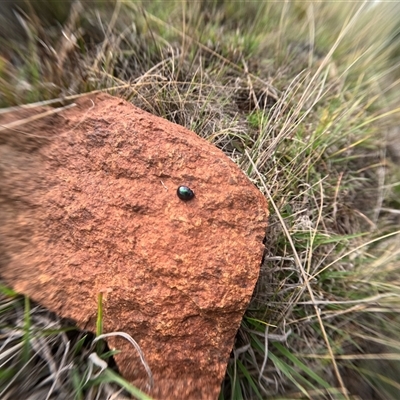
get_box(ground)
[0,1,400,399]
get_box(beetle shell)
[177,185,195,201]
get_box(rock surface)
[0,94,268,399]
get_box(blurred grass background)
[0,1,400,399]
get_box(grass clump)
[1,0,400,399]
[0,285,153,400]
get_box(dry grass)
[1,0,400,399]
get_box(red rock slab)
[0,93,268,399]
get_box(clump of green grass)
[0,0,400,399]
[0,285,153,400]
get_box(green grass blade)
[88,368,154,400]
[272,342,332,390]
[236,359,263,400]
[96,292,103,336]
[22,295,31,364]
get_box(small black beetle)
[177,185,195,201]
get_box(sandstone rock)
[0,93,268,399]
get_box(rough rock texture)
[0,94,268,399]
